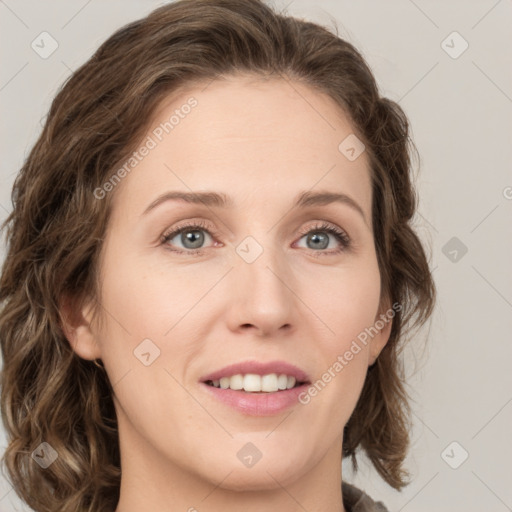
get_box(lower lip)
[199,382,309,416]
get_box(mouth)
[203,373,309,393]
[199,360,311,393]
[199,361,311,416]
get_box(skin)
[61,74,392,512]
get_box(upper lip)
[200,360,310,383]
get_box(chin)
[198,450,309,492]
[213,464,302,493]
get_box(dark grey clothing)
[342,482,390,512]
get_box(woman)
[0,1,435,511]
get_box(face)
[65,74,391,493]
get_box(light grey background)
[1,1,511,511]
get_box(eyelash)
[160,220,351,257]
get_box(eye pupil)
[183,230,204,249]
[308,232,328,250]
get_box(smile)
[205,373,304,393]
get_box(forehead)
[109,75,372,218]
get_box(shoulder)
[342,481,390,512]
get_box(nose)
[226,242,297,338]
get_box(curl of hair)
[0,0,435,510]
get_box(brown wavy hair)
[0,0,435,510]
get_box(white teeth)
[207,373,301,392]
[243,374,261,392]
[277,374,288,390]
[261,373,278,392]
[230,374,243,390]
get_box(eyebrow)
[141,189,367,224]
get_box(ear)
[58,293,102,361]
[368,299,395,366]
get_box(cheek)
[306,258,382,346]
[303,257,381,399]
[300,268,380,427]
[98,247,195,335]
[95,248,219,385]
